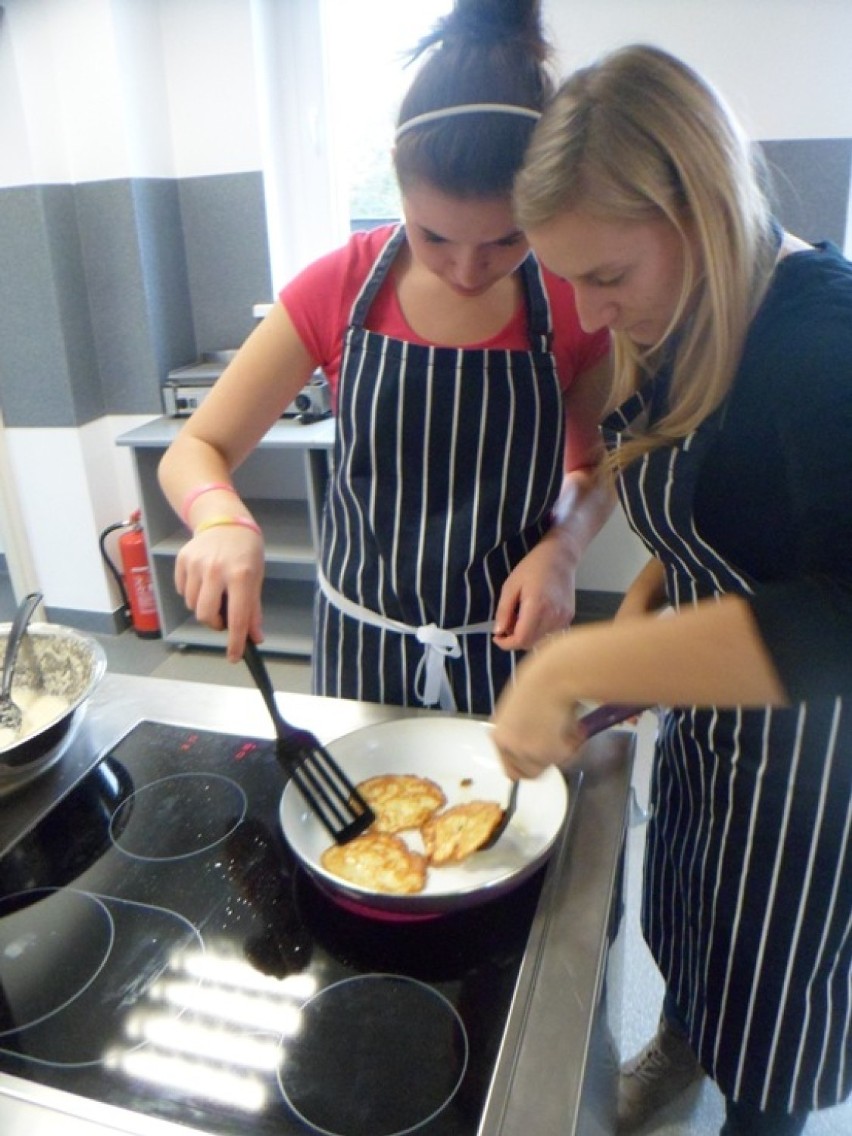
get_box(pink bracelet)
[180,482,238,526]
[193,515,262,537]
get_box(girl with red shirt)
[158,0,612,714]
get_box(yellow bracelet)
[193,515,262,537]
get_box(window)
[256,0,447,286]
[321,0,448,228]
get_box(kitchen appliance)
[281,717,568,915]
[0,674,635,1136]
[283,706,645,914]
[162,354,331,422]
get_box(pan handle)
[578,702,647,738]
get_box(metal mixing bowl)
[0,623,107,792]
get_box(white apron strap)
[317,569,493,711]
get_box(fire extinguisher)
[99,510,161,639]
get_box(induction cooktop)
[0,720,545,1136]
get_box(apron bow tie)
[414,624,463,708]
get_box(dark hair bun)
[395,0,553,197]
[413,0,548,63]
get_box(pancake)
[320,832,428,894]
[356,774,446,833]
[421,801,505,865]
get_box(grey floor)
[95,628,852,1136]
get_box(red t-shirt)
[280,225,608,397]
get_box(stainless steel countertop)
[0,672,635,1136]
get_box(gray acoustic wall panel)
[0,184,95,427]
[760,138,852,249]
[0,171,271,428]
[178,172,272,353]
[130,178,197,401]
[75,179,164,419]
[74,179,199,417]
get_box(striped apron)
[314,225,564,715]
[603,385,852,1113]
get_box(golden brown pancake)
[321,832,428,894]
[421,801,505,865]
[356,774,446,833]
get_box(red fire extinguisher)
[99,510,161,639]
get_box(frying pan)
[279,705,640,916]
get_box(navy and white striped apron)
[603,385,852,1113]
[314,225,564,715]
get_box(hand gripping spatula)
[482,701,645,850]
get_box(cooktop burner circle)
[109,772,248,860]
[277,972,468,1136]
[0,888,114,1037]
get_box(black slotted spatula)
[242,636,375,844]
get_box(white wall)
[0,0,262,189]
[158,0,262,179]
[545,0,852,141]
[4,418,152,611]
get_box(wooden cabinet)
[117,417,334,656]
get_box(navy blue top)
[693,241,852,697]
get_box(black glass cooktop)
[0,721,544,1136]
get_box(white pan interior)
[279,717,568,913]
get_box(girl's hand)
[175,527,265,662]
[491,654,588,778]
[492,539,577,650]
[493,462,615,650]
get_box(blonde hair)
[514,44,777,469]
